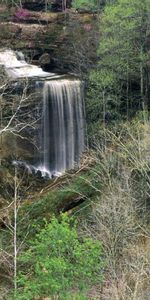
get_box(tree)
[72,0,116,11]
[100,0,150,107]
[0,74,40,164]
[0,164,31,299]
[62,0,67,11]
[72,0,98,11]
[87,0,150,137]
[15,214,104,300]
[0,72,40,298]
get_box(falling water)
[0,49,85,177]
[0,49,56,78]
[37,79,85,177]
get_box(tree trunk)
[14,167,17,296]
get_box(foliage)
[72,0,115,11]
[72,0,98,11]
[98,0,150,81]
[15,214,104,300]
[18,165,103,239]
[86,0,150,141]
[79,119,150,299]
[86,69,120,129]
[14,8,31,20]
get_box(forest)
[0,0,150,299]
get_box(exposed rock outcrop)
[22,0,72,12]
[0,3,99,73]
[39,52,51,69]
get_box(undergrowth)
[1,118,150,299]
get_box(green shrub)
[72,0,98,11]
[15,214,104,300]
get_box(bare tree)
[62,0,67,11]
[0,72,41,297]
[78,123,150,299]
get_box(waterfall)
[0,49,56,79]
[0,49,85,177]
[38,79,85,177]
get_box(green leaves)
[86,0,150,141]
[98,0,150,80]
[72,0,98,11]
[15,214,104,299]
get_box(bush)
[14,8,31,20]
[72,0,98,11]
[15,214,104,300]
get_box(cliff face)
[22,0,72,11]
[0,4,99,74]
[0,3,98,182]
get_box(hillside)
[0,0,150,299]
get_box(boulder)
[39,53,51,66]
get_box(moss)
[16,163,102,239]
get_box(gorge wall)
[0,3,99,74]
[0,2,97,178]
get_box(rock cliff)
[0,3,99,74]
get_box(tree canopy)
[86,0,150,139]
